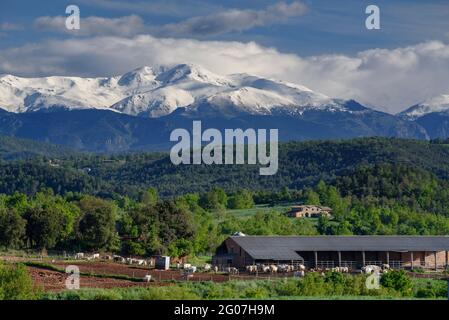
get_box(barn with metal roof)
[212,235,449,270]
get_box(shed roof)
[230,236,449,259]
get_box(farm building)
[285,205,332,218]
[212,235,449,271]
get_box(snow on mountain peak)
[400,94,449,119]
[0,63,365,118]
[117,66,160,87]
[202,86,294,115]
[155,63,232,87]
[111,87,194,117]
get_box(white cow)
[246,265,258,274]
[143,275,152,282]
[226,267,239,275]
[113,255,125,263]
[259,265,270,273]
[135,259,146,266]
[362,265,381,274]
[75,253,84,260]
[184,266,197,273]
[294,270,305,277]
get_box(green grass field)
[217,204,294,219]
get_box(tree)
[24,206,66,250]
[0,208,26,250]
[199,187,228,210]
[140,188,158,206]
[305,190,321,205]
[317,216,331,235]
[76,196,119,251]
[228,190,254,209]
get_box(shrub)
[380,270,412,295]
[0,262,40,300]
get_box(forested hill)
[0,135,77,160]
[1,137,449,197]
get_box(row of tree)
[3,162,449,257]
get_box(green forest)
[1,137,449,257]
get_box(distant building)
[286,205,332,218]
[213,235,449,270]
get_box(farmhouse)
[212,235,449,271]
[285,205,332,218]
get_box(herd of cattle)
[75,253,155,267]
[73,253,391,278]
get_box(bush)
[380,270,413,295]
[0,262,40,300]
[413,279,447,299]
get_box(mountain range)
[0,64,448,151]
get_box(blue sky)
[1,0,448,55]
[0,0,449,113]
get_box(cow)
[75,253,84,260]
[147,258,155,267]
[226,267,239,275]
[213,266,219,273]
[134,259,146,266]
[113,255,125,263]
[246,265,258,274]
[92,253,100,259]
[259,265,270,273]
[277,264,288,273]
[184,266,197,274]
[269,265,278,274]
[362,265,381,274]
[203,264,211,272]
[294,270,305,277]
[143,275,152,282]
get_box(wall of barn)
[224,238,254,268]
[422,251,448,267]
[296,250,449,269]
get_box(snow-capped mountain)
[399,94,449,139]
[0,64,432,151]
[400,94,449,120]
[0,63,362,118]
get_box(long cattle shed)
[212,236,449,271]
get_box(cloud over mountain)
[156,1,307,37]
[34,1,307,38]
[1,32,449,113]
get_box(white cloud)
[0,22,23,31]
[35,15,147,37]
[0,22,23,37]
[34,2,307,38]
[0,34,448,113]
[77,0,221,17]
[156,1,307,37]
